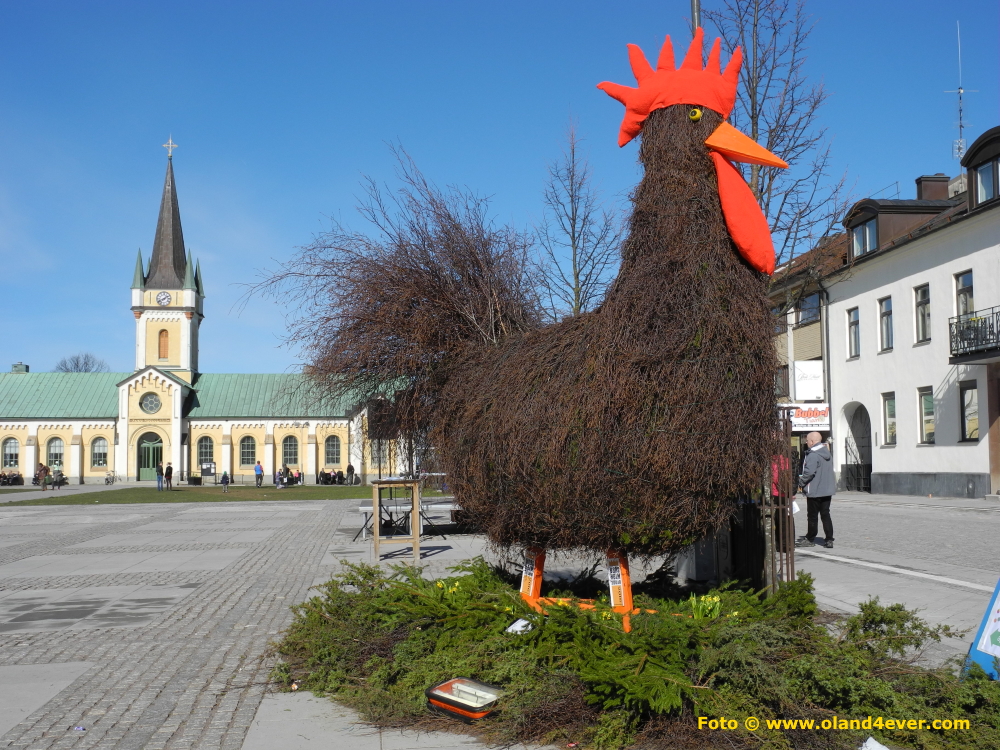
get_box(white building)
[822,126,1000,498]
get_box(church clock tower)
[130,140,204,383]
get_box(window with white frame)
[976,161,996,204]
[918,387,935,444]
[960,381,979,441]
[852,217,878,257]
[847,307,860,358]
[956,271,974,316]
[2,438,18,468]
[325,435,341,465]
[91,437,108,468]
[915,285,931,342]
[882,393,896,446]
[878,297,893,351]
[240,436,256,466]
[796,294,820,325]
[282,436,298,466]
[198,436,214,465]
[47,438,64,468]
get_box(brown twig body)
[437,106,777,556]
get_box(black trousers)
[806,496,833,541]
[255,474,263,487]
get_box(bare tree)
[54,353,109,373]
[536,124,623,321]
[246,148,540,440]
[705,0,852,271]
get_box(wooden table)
[371,479,421,563]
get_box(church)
[0,151,389,485]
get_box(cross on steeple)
[162,136,178,158]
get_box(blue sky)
[2,0,997,374]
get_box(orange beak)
[704,122,788,168]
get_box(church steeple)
[145,151,188,289]
[131,249,146,290]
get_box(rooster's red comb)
[597,28,742,147]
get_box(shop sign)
[787,404,830,432]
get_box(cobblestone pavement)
[2,493,996,749]
[0,500,352,749]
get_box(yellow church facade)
[0,154,393,485]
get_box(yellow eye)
[689,108,703,122]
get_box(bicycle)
[105,471,123,485]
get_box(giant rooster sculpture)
[435,28,787,564]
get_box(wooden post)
[371,479,421,564]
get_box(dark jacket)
[799,444,835,497]
[164,465,173,479]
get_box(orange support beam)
[519,547,545,607]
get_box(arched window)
[325,435,341,465]
[47,438,64,468]
[282,435,298,466]
[239,436,256,466]
[2,438,18,468]
[91,437,108,468]
[198,436,214,465]
[158,330,169,360]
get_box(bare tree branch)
[54,353,110,373]
[244,147,540,436]
[705,0,853,272]
[536,123,623,321]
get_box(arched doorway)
[137,432,163,481]
[844,405,872,492]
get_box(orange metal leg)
[606,550,634,632]
[519,547,545,608]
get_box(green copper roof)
[131,250,146,290]
[0,373,127,419]
[183,251,196,290]
[194,260,204,296]
[186,374,354,418]
[0,371,355,420]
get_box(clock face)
[156,292,172,306]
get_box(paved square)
[0,492,995,749]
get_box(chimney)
[915,173,950,200]
[11,362,29,373]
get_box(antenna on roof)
[945,21,976,159]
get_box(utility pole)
[691,0,701,34]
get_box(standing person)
[156,461,164,491]
[35,463,46,490]
[164,462,173,491]
[797,431,836,549]
[346,463,355,486]
[254,461,264,488]
[221,471,230,493]
[771,451,793,552]
[42,465,52,490]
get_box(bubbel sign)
[789,404,830,432]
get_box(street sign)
[968,578,1000,679]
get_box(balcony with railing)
[949,305,1000,363]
